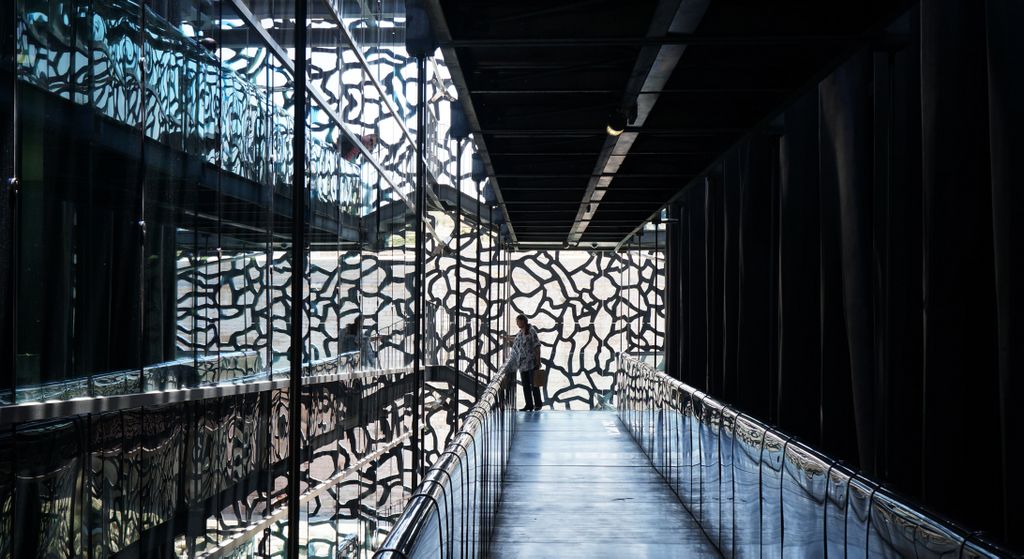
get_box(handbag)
[531,365,548,386]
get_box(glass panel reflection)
[5,0,497,555]
[615,357,1008,559]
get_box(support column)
[286,0,307,554]
[1,0,17,398]
[663,203,683,381]
[412,54,427,483]
[406,0,435,486]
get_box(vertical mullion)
[286,0,308,555]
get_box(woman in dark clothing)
[342,315,378,368]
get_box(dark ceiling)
[429,0,911,248]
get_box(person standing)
[342,314,379,369]
[507,313,544,411]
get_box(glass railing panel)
[732,414,764,556]
[686,393,704,524]
[616,356,1018,558]
[719,405,739,555]
[760,429,787,558]
[374,363,515,558]
[825,465,851,557]
[845,475,876,558]
[699,397,723,547]
[868,492,921,558]
[781,443,829,557]
[10,418,85,557]
[666,390,684,498]
[913,517,965,558]
[679,390,697,509]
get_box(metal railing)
[615,355,1018,559]
[374,359,517,558]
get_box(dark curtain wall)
[986,0,1024,541]
[665,1,1022,546]
[919,0,1003,537]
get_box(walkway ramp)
[490,411,719,558]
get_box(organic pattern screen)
[509,251,665,410]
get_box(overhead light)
[606,110,627,136]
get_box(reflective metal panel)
[615,356,1012,559]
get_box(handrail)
[0,363,411,425]
[374,358,517,558]
[614,355,1019,558]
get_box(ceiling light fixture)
[606,110,627,136]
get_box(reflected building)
[0,0,508,556]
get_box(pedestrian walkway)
[489,411,720,558]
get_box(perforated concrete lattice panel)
[509,251,665,410]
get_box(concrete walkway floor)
[489,411,720,558]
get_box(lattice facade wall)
[509,251,665,410]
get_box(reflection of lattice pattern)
[423,212,510,452]
[509,251,664,410]
[16,1,377,203]
[0,372,420,558]
[424,214,508,378]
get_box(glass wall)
[0,0,506,556]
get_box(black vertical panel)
[817,84,858,465]
[705,177,723,396]
[767,136,780,425]
[0,0,13,402]
[871,47,894,491]
[684,187,707,390]
[920,0,1002,535]
[719,161,740,404]
[664,202,683,381]
[734,138,774,419]
[676,206,691,385]
[876,14,925,495]
[986,0,1024,546]
[777,91,821,445]
[873,13,925,498]
[819,52,877,475]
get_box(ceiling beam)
[477,128,740,136]
[443,34,879,48]
[503,201,668,205]
[567,0,714,245]
[499,187,682,191]
[471,87,790,95]
[495,173,694,179]
[488,151,715,156]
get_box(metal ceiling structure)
[427,0,912,249]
